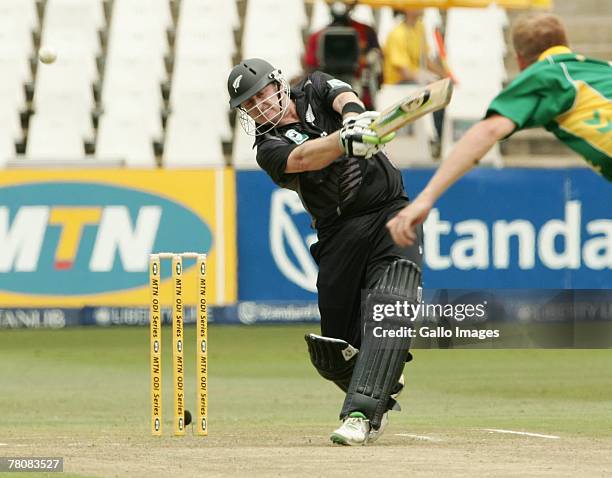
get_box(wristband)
[341,102,366,116]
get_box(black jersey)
[255,71,407,231]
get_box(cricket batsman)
[227,58,422,445]
[388,13,611,247]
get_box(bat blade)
[371,78,453,137]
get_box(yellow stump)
[172,254,185,436]
[149,255,162,436]
[196,254,208,435]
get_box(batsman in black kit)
[227,58,423,446]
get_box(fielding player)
[227,58,422,445]
[388,13,611,247]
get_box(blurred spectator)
[303,2,381,108]
[382,9,446,85]
[383,9,448,154]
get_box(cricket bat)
[370,78,453,138]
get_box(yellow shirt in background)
[383,20,427,85]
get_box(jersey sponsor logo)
[556,80,612,155]
[232,75,243,92]
[584,110,612,134]
[284,129,309,145]
[0,182,212,295]
[269,189,318,292]
[327,79,352,90]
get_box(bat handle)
[362,132,396,145]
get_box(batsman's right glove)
[339,119,395,159]
[342,110,380,128]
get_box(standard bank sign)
[269,189,318,293]
[236,168,611,299]
[423,201,610,271]
[0,181,212,295]
[269,196,610,288]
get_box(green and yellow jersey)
[487,46,612,181]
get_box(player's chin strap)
[275,80,284,111]
[339,259,422,430]
[270,70,289,128]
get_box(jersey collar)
[538,45,572,61]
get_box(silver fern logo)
[305,104,315,123]
[232,75,243,92]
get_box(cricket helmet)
[227,58,291,135]
[227,58,281,109]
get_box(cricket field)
[1,325,611,477]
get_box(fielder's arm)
[418,114,515,203]
[387,114,515,246]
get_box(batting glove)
[339,121,395,159]
[342,110,380,128]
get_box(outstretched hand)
[386,196,434,246]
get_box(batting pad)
[340,260,422,430]
[305,333,358,392]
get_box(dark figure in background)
[303,1,382,109]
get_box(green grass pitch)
[1,325,610,476]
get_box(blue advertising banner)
[237,168,611,300]
[404,168,612,288]
[0,303,320,329]
[238,172,318,300]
